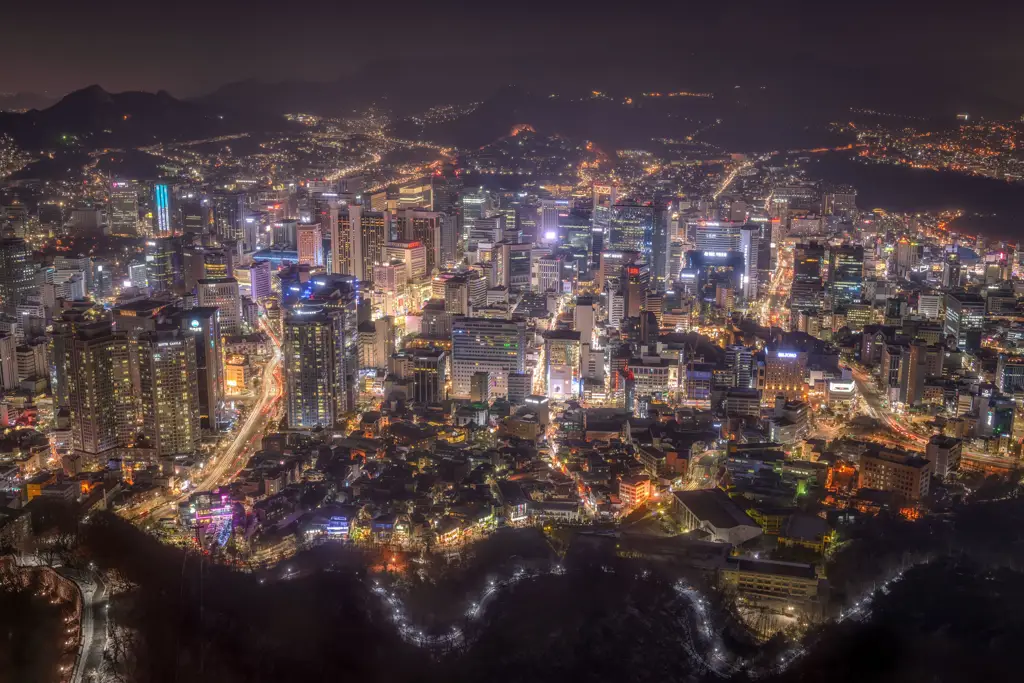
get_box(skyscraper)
[283,306,358,429]
[608,204,655,260]
[174,308,223,432]
[944,290,984,351]
[108,181,140,236]
[451,317,526,398]
[66,322,135,461]
[145,238,177,293]
[297,222,324,268]
[397,209,443,273]
[211,191,246,245]
[153,182,172,237]
[411,347,447,404]
[0,238,35,312]
[137,329,201,457]
[828,245,864,308]
[349,205,390,283]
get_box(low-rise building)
[671,488,763,545]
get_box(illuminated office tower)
[725,345,755,389]
[108,181,140,236]
[145,238,176,293]
[790,242,826,326]
[153,182,172,237]
[828,244,864,308]
[349,205,390,283]
[249,260,272,301]
[439,214,459,268]
[211,191,246,244]
[397,209,443,273]
[137,329,201,456]
[538,199,568,243]
[942,254,962,288]
[608,204,655,260]
[592,184,617,234]
[66,322,135,461]
[739,224,760,300]
[944,290,984,351]
[384,240,427,282]
[0,238,35,312]
[694,220,743,253]
[196,278,242,335]
[460,188,491,242]
[411,347,446,404]
[451,317,526,398]
[297,222,324,268]
[178,192,206,234]
[495,241,532,291]
[174,308,223,432]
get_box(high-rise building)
[0,238,35,312]
[451,317,526,398]
[108,181,140,236]
[283,308,355,429]
[349,205,390,283]
[725,345,755,389]
[828,245,864,308]
[739,224,760,300]
[0,333,16,391]
[175,308,223,432]
[608,204,655,261]
[996,354,1024,395]
[145,238,177,293]
[249,260,272,301]
[297,223,324,268]
[197,278,242,335]
[383,241,427,282]
[211,191,247,245]
[894,237,920,278]
[411,347,447,404]
[790,242,826,326]
[397,209,443,273]
[944,290,984,351]
[65,322,135,461]
[153,183,172,237]
[693,220,744,253]
[764,349,808,403]
[942,254,962,288]
[137,329,201,456]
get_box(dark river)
[804,153,1024,241]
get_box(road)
[712,160,752,201]
[58,567,107,683]
[10,556,107,683]
[127,316,283,520]
[852,367,1021,470]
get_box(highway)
[852,367,1020,470]
[126,316,283,521]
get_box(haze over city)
[1,3,1024,682]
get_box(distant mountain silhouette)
[0,91,56,112]
[0,85,291,148]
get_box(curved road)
[127,317,282,520]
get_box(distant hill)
[0,85,292,149]
[0,91,56,112]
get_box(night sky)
[5,0,1024,114]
